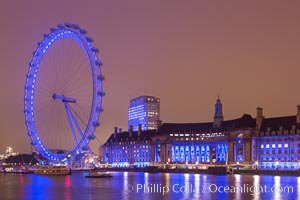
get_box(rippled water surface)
[0,172,299,200]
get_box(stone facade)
[102,100,300,170]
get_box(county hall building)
[102,97,300,170]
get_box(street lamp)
[212,158,216,166]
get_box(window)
[272,144,275,148]
[260,144,264,149]
[266,144,270,148]
[278,144,282,148]
[284,144,288,148]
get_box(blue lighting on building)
[104,98,300,171]
[128,96,160,131]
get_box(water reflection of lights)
[234,174,241,182]
[65,176,70,187]
[144,172,148,184]
[273,176,281,200]
[64,176,71,200]
[182,173,190,199]
[202,174,207,192]
[184,173,190,189]
[19,174,24,186]
[184,173,190,182]
[253,175,260,200]
[297,177,300,199]
[194,174,200,188]
[123,172,129,198]
[194,174,200,199]
[165,173,170,188]
[234,174,241,200]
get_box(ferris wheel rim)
[24,23,104,162]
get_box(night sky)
[1,1,300,153]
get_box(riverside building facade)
[103,98,300,170]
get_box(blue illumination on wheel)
[24,23,104,162]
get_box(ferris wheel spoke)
[64,102,79,145]
[69,104,89,131]
[64,102,84,139]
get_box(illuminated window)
[260,144,264,149]
[284,144,288,148]
[278,144,282,148]
[272,144,275,148]
[266,144,269,148]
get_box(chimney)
[129,125,133,137]
[114,127,118,138]
[256,107,263,130]
[157,120,162,132]
[119,128,122,133]
[138,124,142,136]
[297,105,300,123]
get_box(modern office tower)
[128,95,160,131]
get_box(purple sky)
[1,1,300,153]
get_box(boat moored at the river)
[34,166,71,175]
[85,172,112,178]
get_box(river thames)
[0,172,298,200]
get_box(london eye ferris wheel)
[24,23,104,163]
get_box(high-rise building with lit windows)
[128,95,160,131]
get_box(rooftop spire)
[213,96,224,128]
